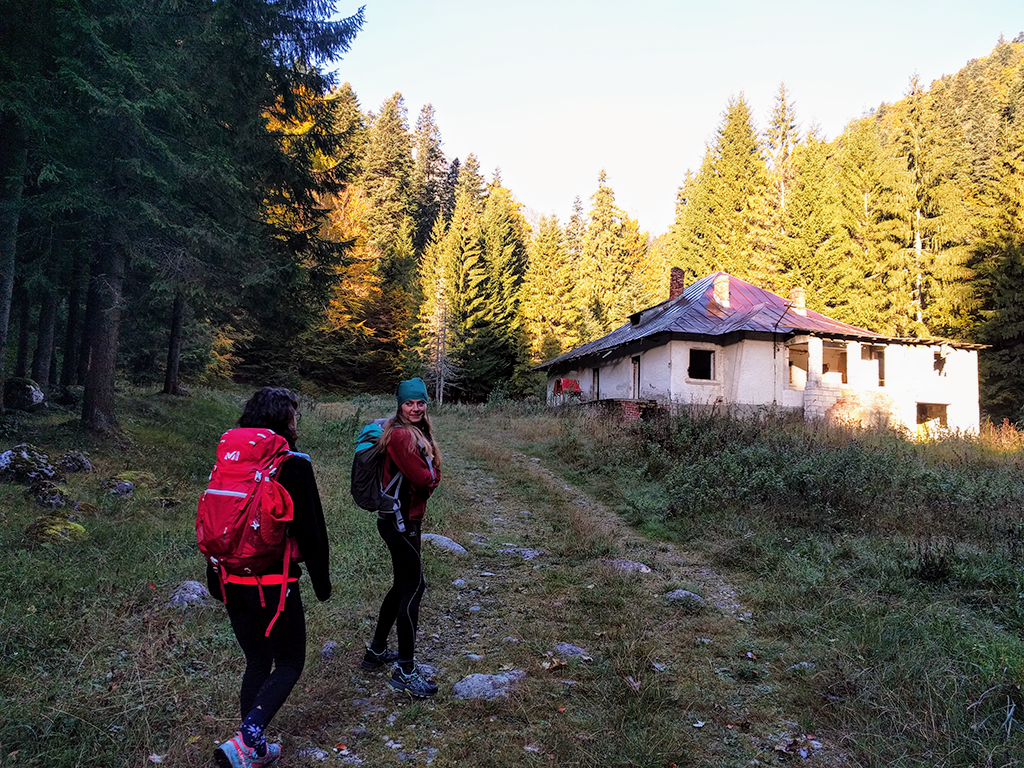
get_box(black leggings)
[372,517,426,663]
[224,581,306,721]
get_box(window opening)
[862,345,885,386]
[917,403,947,431]
[689,349,714,380]
[788,345,808,390]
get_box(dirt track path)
[312,408,838,767]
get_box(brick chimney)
[789,286,807,316]
[669,267,685,301]
[713,273,730,308]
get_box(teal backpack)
[350,418,405,532]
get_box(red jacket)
[382,426,440,522]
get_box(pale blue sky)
[334,0,1022,236]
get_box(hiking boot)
[388,665,438,698]
[361,646,400,669]
[214,732,281,768]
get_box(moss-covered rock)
[3,377,44,412]
[0,444,63,484]
[113,471,157,489]
[72,501,100,516]
[103,478,134,497]
[59,451,93,474]
[23,515,87,546]
[26,480,70,509]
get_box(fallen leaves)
[772,733,823,759]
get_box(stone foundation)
[823,389,899,429]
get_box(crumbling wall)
[823,389,899,429]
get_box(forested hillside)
[2,6,1023,421]
[663,37,1024,419]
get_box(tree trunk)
[0,112,28,410]
[14,284,30,378]
[60,277,83,387]
[82,228,126,434]
[163,289,185,395]
[78,263,102,385]
[31,288,58,389]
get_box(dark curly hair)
[238,387,299,447]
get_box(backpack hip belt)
[214,537,297,636]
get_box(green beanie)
[396,377,429,406]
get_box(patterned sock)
[240,708,268,757]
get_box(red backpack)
[196,427,299,635]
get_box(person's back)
[205,387,331,768]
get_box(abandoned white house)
[537,270,983,433]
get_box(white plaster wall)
[663,338,797,407]
[944,348,980,431]
[879,343,980,432]
[641,344,673,400]
[730,340,786,405]
[665,340,724,404]
[600,355,636,400]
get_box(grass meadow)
[2,389,1024,767]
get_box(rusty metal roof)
[537,272,982,370]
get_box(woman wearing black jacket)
[209,387,331,768]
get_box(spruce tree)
[411,104,449,252]
[577,172,656,339]
[669,96,777,290]
[363,92,416,291]
[521,216,575,361]
[975,44,1024,418]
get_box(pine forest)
[2,4,1024,425]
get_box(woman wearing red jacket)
[362,377,442,697]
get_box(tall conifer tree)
[411,104,449,252]
[522,216,575,361]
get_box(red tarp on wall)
[553,378,582,394]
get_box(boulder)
[169,580,210,608]
[452,670,526,700]
[3,377,44,411]
[26,480,70,509]
[552,643,590,658]
[23,515,87,546]
[113,471,157,489]
[58,451,93,474]
[320,640,339,659]
[666,589,706,604]
[602,558,651,574]
[103,479,135,497]
[421,533,468,554]
[0,444,63,484]
[665,589,707,614]
[497,547,546,561]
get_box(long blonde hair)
[379,409,442,467]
